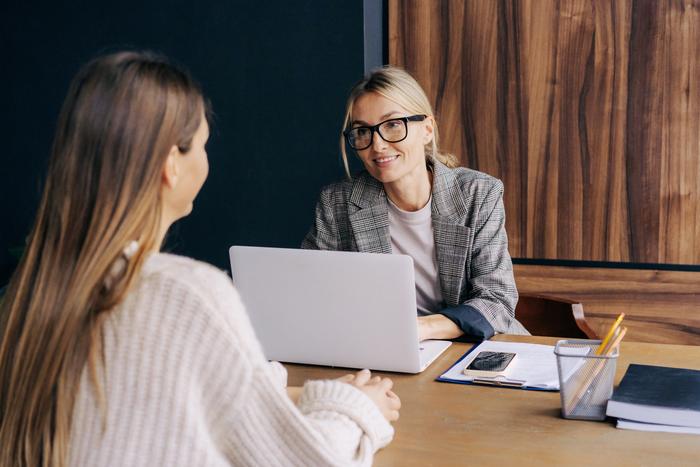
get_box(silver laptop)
[229,246,451,373]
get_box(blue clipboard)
[435,342,559,392]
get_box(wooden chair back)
[516,294,598,339]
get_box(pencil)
[596,313,625,355]
[598,325,621,357]
[605,326,627,356]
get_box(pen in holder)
[554,339,619,420]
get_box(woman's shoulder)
[317,176,354,199]
[316,170,382,205]
[124,252,262,354]
[142,252,232,291]
[435,161,504,195]
[138,252,241,317]
[143,251,226,276]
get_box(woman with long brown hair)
[0,51,399,467]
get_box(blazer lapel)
[430,160,472,307]
[345,161,473,306]
[348,172,392,254]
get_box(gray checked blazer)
[302,158,528,338]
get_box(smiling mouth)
[374,155,399,164]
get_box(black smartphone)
[462,351,517,377]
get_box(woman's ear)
[161,145,180,189]
[423,116,435,144]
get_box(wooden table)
[285,335,700,466]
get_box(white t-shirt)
[387,197,444,314]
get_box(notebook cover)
[610,364,700,410]
[606,364,700,427]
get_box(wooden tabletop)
[285,335,700,466]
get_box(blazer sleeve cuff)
[439,304,495,341]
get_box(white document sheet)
[439,340,579,390]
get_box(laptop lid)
[229,246,425,373]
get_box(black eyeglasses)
[344,114,427,150]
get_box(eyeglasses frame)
[343,114,428,150]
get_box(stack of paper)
[606,364,700,434]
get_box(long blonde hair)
[340,66,458,178]
[0,51,206,467]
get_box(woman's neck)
[384,164,433,212]
[155,208,177,252]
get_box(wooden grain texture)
[389,0,700,265]
[514,264,700,344]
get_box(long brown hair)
[340,66,459,179]
[0,51,205,467]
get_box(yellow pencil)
[596,313,625,355]
[605,326,627,356]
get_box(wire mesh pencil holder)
[554,339,619,421]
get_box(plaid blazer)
[302,158,528,337]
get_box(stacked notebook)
[605,364,700,434]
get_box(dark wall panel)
[1,1,365,284]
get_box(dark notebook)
[606,364,700,427]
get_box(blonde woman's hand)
[286,386,303,404]
[417,315,463,341]
[338,369,401,422]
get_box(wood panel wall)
[389,0,700,265]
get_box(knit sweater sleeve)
[224,363,393,466]
[176,257,395,466]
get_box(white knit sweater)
[68,253,393,466]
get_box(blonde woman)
[0,52,399,467]
[303,66,528,341]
